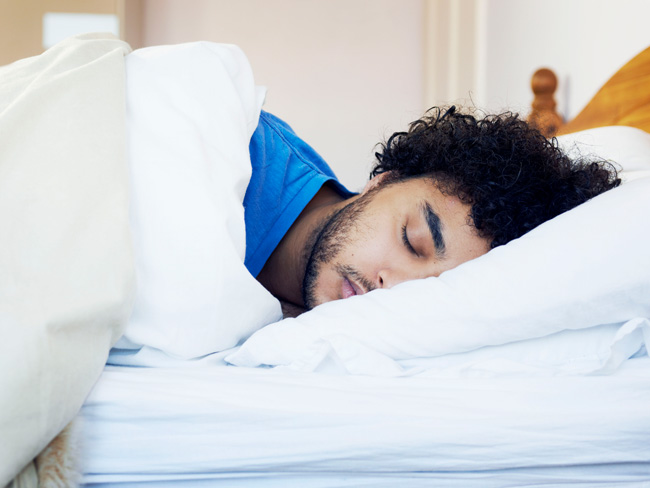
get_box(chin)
[303,270,337,309]
[306,292,329,309]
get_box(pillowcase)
[0,35,133,485]
[226,126,650,375]
[557,125,650,180]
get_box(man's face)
[302,176,491,308]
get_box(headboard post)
[527,68,563,137]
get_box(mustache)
[335,264,376,294]
[301,193,374,309]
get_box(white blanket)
[112,42,282,360]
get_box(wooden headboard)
[528,46,650,136]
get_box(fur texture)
[35,419,82,488]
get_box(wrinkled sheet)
[0,35,134,485]
[80,360,650,487]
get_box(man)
[245,106,620,315]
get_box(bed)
[2,36,650,488]
[528,46,650,137]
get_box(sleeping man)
[248,106,620,316]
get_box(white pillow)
[227,126,650,375]
[557,126,650,180]
[0,35,133,485]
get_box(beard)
[301,190,376,309]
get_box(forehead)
[377,176,465,211]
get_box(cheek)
[337,225,393,268]
[313,266,344,303]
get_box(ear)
[362,171,395,194]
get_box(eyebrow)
[420,201,446,257]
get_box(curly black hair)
[372,106,621,248]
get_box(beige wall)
[0,0,142,65]
[4,0,650,187]
[423,0,485,109]
[141,0,427,190]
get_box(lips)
[342,277,364,299]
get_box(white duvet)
[113,42,281,360]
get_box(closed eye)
[401,224,420,257]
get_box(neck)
[256,184,356,306]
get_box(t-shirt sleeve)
[244,111,354,277]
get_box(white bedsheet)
[80,360,650,487]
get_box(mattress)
[81,357,650,487]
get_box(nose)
[377,266,422,289]
[377,259,442,289]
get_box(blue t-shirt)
[244,111,353,277]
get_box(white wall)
[141,0,426,191]
[479,0,650,120]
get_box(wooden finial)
[527,68,563,137]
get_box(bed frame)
[528,46,650,136]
